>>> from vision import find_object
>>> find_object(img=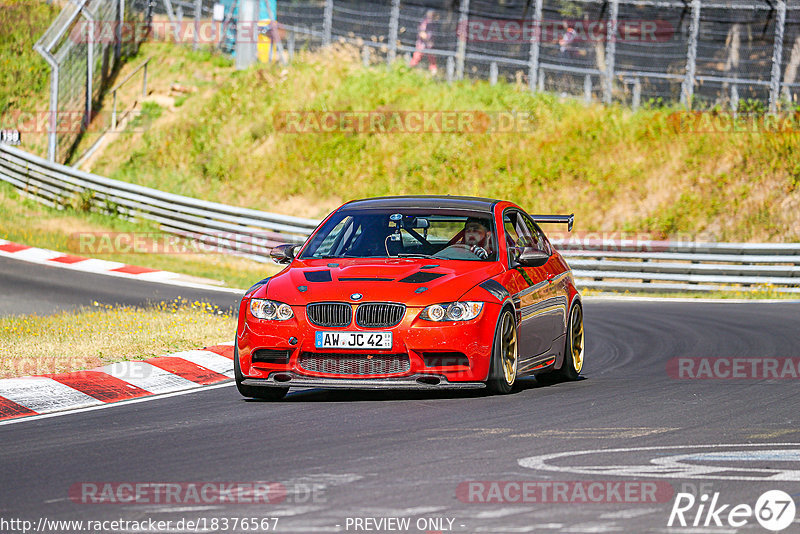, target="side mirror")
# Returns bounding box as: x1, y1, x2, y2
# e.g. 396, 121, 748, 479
518, 247, 550, 267
270, 244, 298, 264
